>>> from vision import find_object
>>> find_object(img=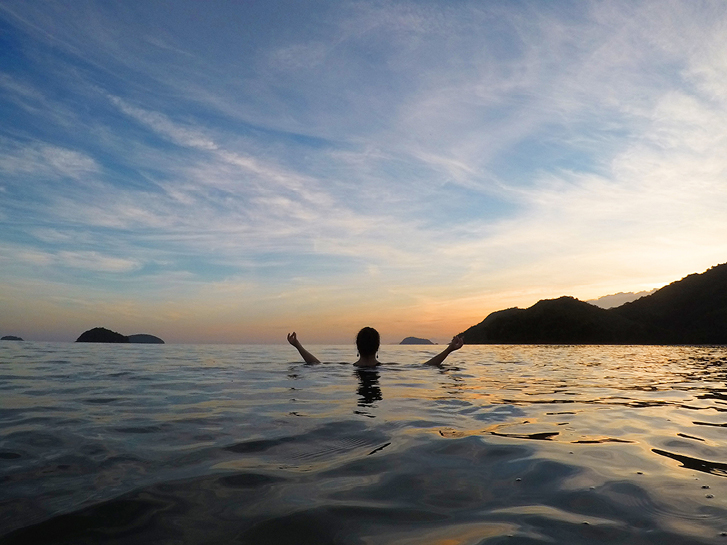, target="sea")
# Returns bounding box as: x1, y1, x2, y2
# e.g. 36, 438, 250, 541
1, 342, 726, 544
